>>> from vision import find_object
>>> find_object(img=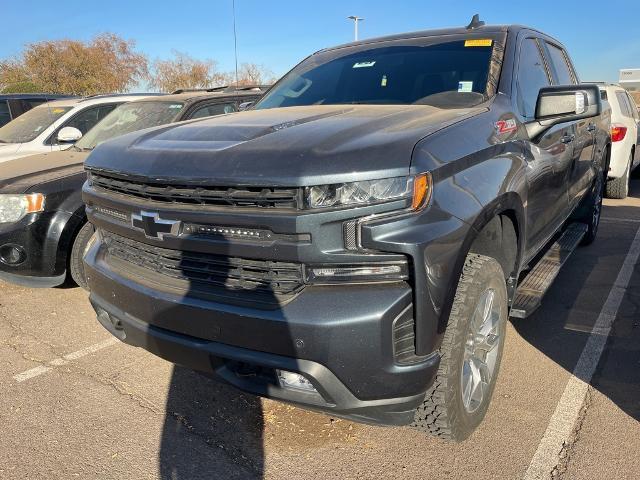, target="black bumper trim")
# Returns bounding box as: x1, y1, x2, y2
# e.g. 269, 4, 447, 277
90, 293, 433, 426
